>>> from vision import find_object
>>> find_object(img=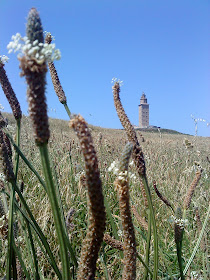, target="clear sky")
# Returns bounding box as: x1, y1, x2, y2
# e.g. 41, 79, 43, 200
0, 0, 209, 136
